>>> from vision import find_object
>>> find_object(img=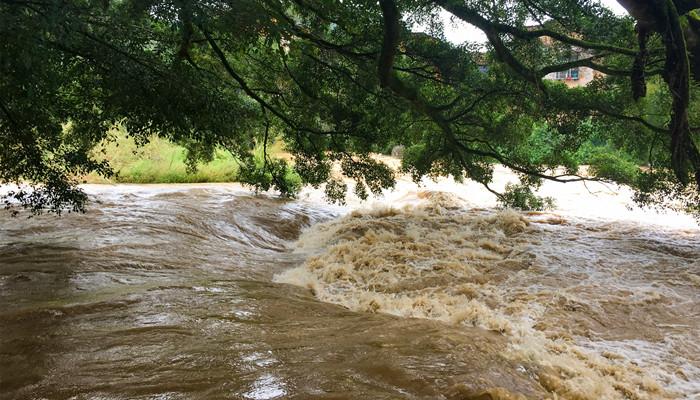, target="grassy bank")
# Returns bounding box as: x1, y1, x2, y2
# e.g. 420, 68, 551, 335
83, 130, 286, 184
84, 133, 238, 183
